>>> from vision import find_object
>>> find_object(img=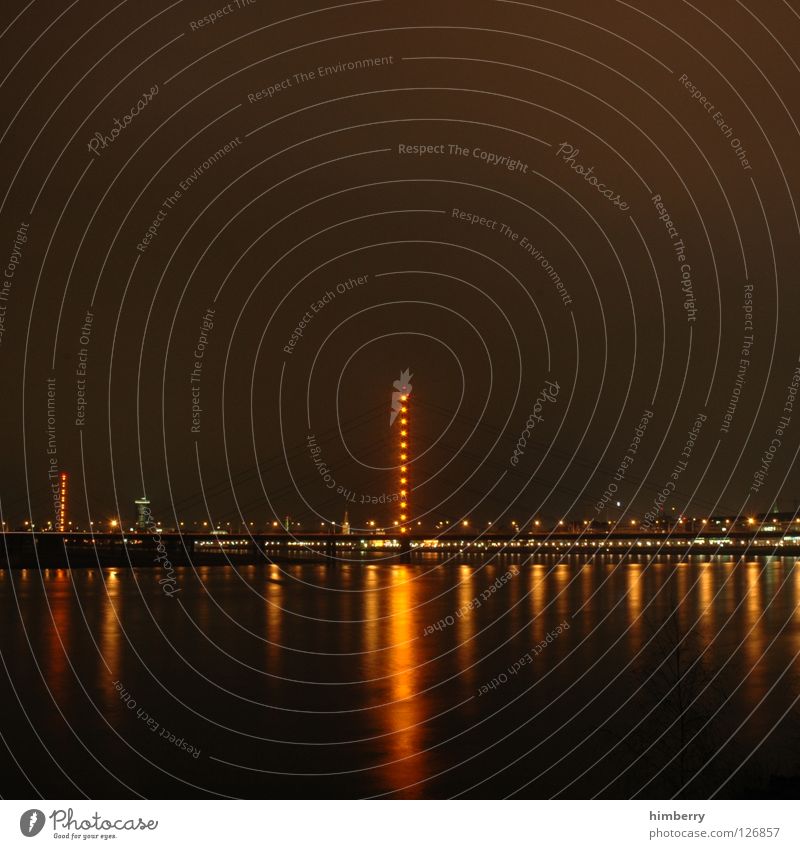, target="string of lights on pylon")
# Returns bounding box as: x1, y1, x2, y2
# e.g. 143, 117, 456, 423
398, 393, 410, 532
58, 472, 68, 532
390, 369, 413, 533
